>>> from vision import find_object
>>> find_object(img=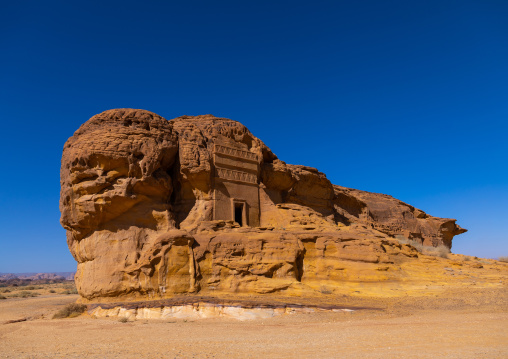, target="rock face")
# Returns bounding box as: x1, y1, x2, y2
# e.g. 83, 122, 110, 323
333, 186, 466, 248
60, 109, 466, 302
